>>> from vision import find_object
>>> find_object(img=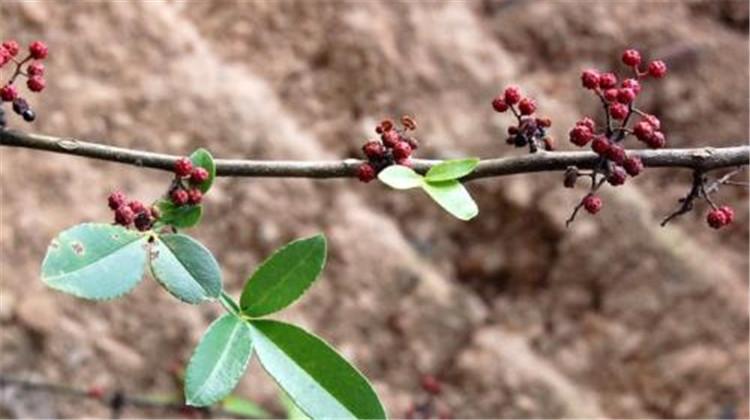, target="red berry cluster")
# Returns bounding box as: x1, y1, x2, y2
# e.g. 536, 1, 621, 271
357, 116, 420, 183
0, 40, 49, 124
706, 206, 735, 229
169, 157, 208, 206
567, 48, 668, 218
492, 85, 554, 152
107, 191, 158, 231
